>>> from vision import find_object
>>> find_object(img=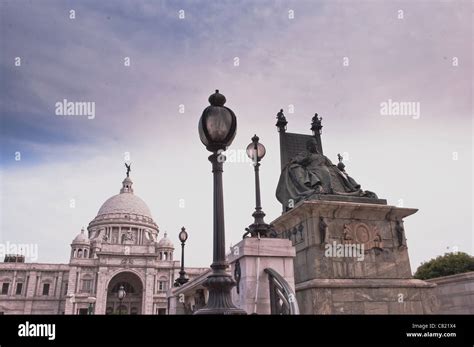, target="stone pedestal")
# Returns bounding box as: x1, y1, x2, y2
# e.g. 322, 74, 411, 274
228, 237, 296, 314
271, 200, 438, 314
